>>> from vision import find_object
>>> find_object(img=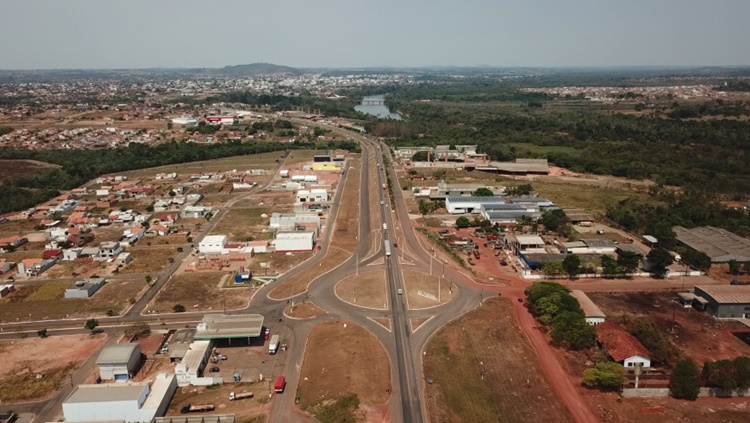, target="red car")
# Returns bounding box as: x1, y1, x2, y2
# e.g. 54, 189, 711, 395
264, 328, 270, 340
